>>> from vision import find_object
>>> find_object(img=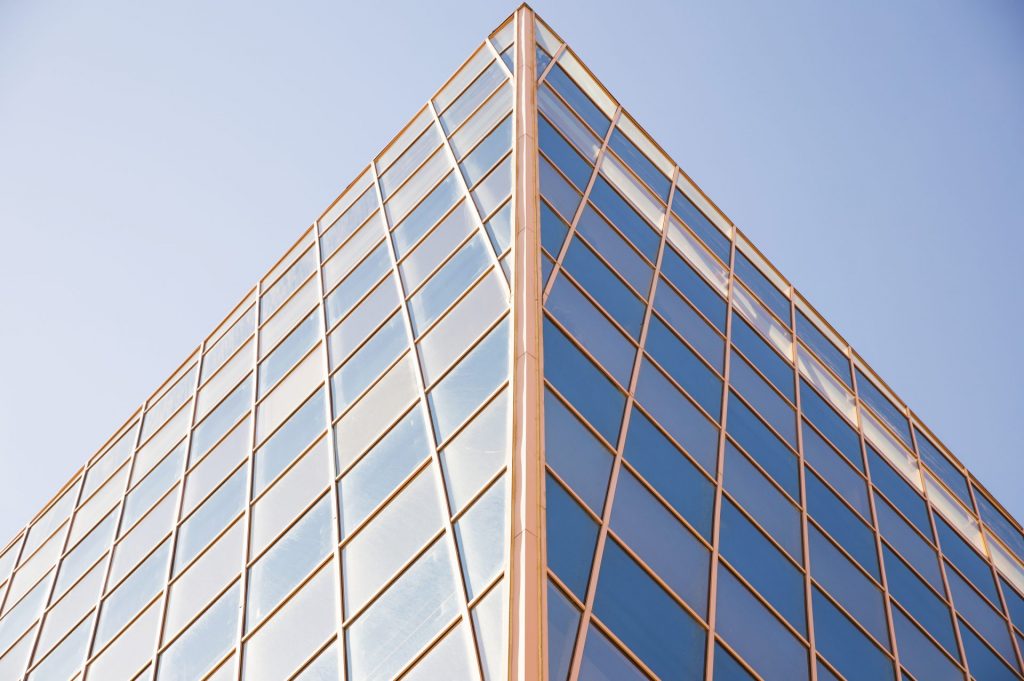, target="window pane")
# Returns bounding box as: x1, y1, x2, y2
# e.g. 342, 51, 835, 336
540, 115, 592, 191
670, 188, 731, 263
262, 248, 316, 322
254, 389, 325, 495
809, 524, 888, 645
256, 350, 321, 443
800, 378, 861, 469
379, 123, 442, 199
439, 61, 506, 134
891, 606, 962, 681
724, 441, 801, 560
609, 128, 670, 200
455, 477, 506, 600
440, 389, 509, 515
87, 598, 160, 681
27, 612, 91, 681
250, 436, 330, 556
539, 155, 582, 223
346, 539, 461, 681
260, 276, 318, 357
175, 466, 246, 573
562, 238, 644, 338
545, 64, 609, 137
342, 467, 444, 616
855, 369, 911, 446
191, 377, 252, 463
812, 587, 894, 681
392, 173, 463, 259
538, 84, 600, 161
450, 81, 513, 160
55, 510, 117, 595
803, 422, 869, 520
548, 582, 580, 681
576, 206, 653, 297
654, 281, 724, 372
259, 311, 319, 397
409, 237, 491, 337
727, 396, 798, 499
334, 355, 419, 468
735, 251, 789, 323
95, 540, 170, 648
324, 243, 392, 328
247, 496, 332, 630
37, 559, 104, 656
795, 310, 850, 387
594, 539, 705, 680
157, 583, 240, 681
635, 361, 719, 474
729, 353, 795, 446
545, 389, 613, 514
183, 416, 249, 515
577, 623, 649, 681
546, 475, 598, 600
110, 488, 178, 585
331, 314, 407, 415
328, 275, 401, 370
646, 317, 722, 417
806, 471, 877, 579
462, 115, 512, 188
882, 544, 957, 656
661, 246, 726, 332
473, 153, 510, 220
401, 201, 475, 293
123, 442, 185, 529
